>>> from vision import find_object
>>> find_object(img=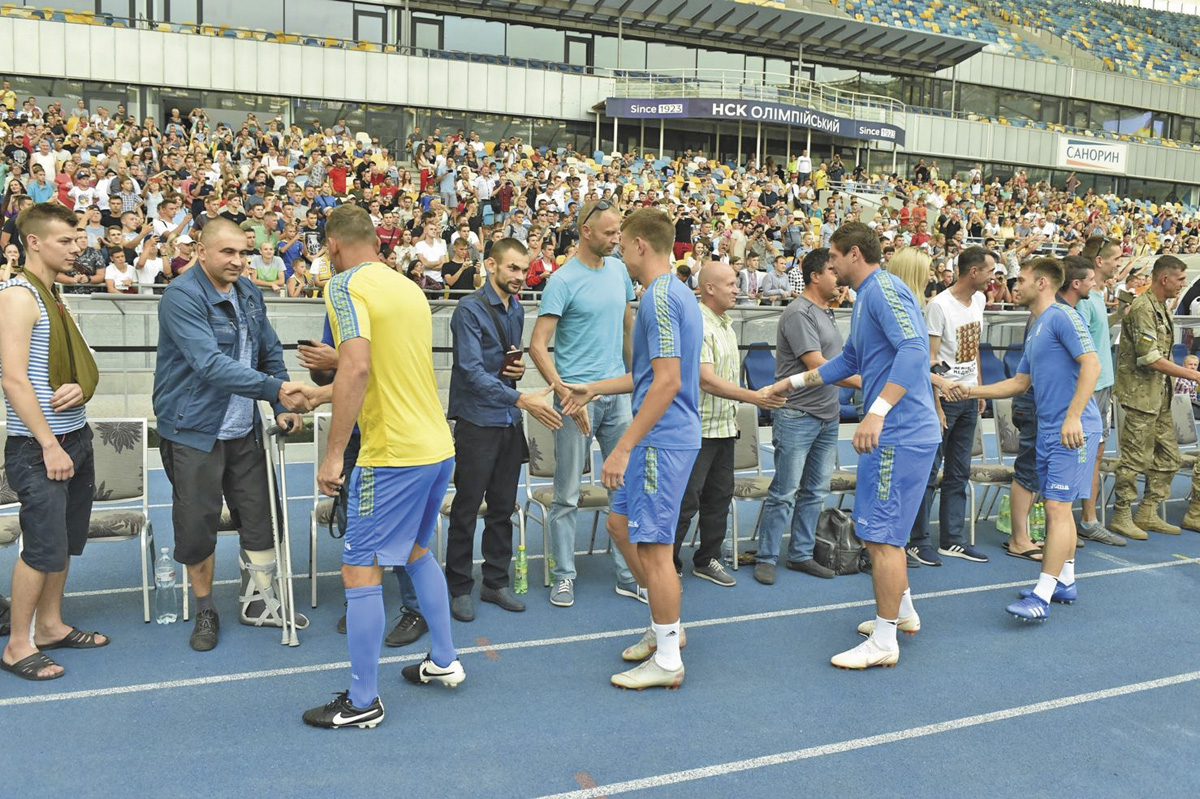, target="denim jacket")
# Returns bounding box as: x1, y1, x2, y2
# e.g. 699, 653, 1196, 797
153, 266, 289, 452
